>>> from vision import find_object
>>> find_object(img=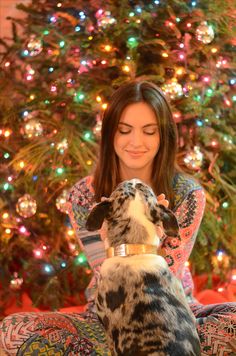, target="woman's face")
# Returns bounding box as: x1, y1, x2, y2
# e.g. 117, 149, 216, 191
114, 102, 160, 179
